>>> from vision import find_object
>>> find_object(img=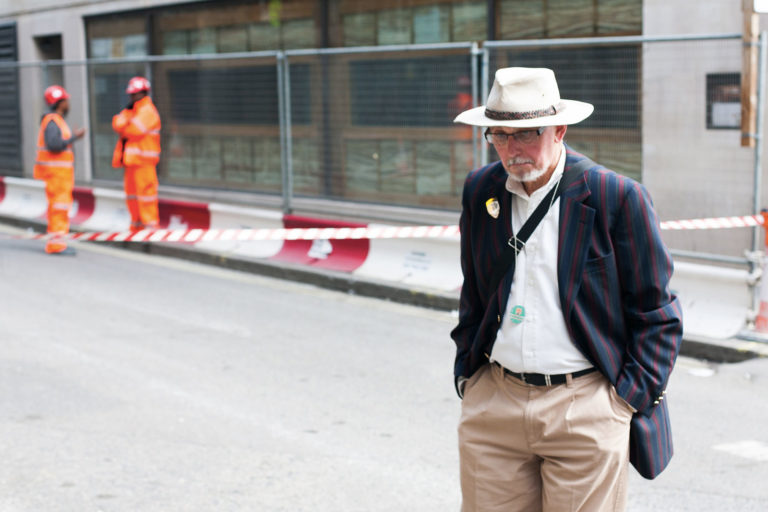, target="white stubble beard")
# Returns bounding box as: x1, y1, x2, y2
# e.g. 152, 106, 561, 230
504, 158, 548, 183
